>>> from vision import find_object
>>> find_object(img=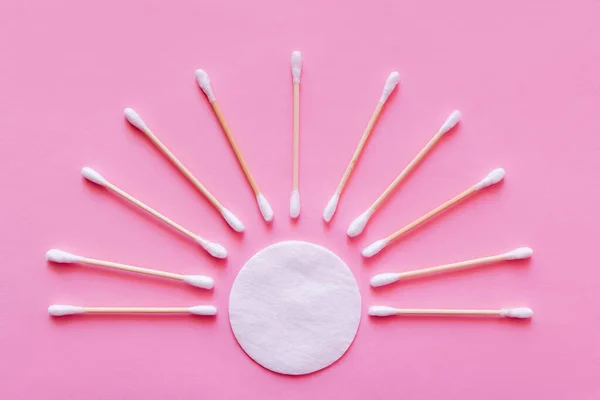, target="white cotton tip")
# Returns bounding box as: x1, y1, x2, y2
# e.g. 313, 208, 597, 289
347, 208, 374, 237
291, 50, 302, 83
220, 208, 245, 232
323, 193, 340, 222
438, 110, 462, 135
379, 71, 400, 104
370, 273, 402, 287
196, 238, 228, 259
81, 167, 108, 186
195, 69, 216, 102
503, 247, 533, 260
45, 249, 82, 264
182, 275, 215, 290
362, 239, 389, 258
473, 168, 506, 190
124, 108, 150, 133
368, 306, 399, 317
500, 307, 533, 319
256, 193, 274, 222
290, 189, 300, 219
188, 305, 217, 316
48, 305, 85, 316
